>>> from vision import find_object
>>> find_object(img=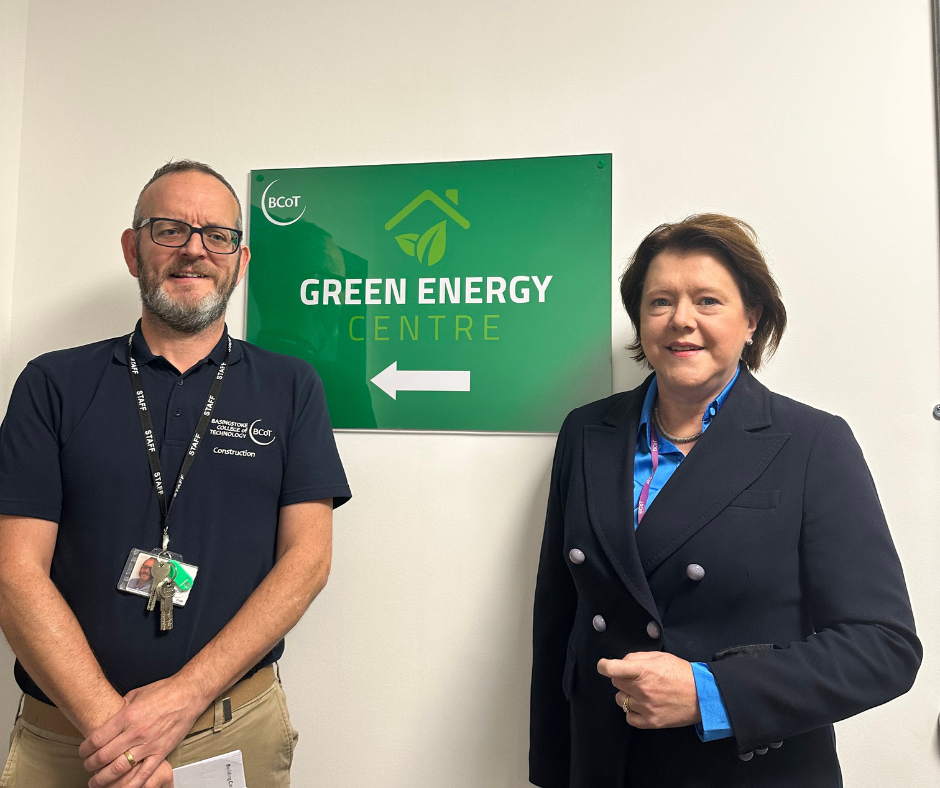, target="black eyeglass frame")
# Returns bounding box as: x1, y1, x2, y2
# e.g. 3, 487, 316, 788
136, 217, 244, 255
